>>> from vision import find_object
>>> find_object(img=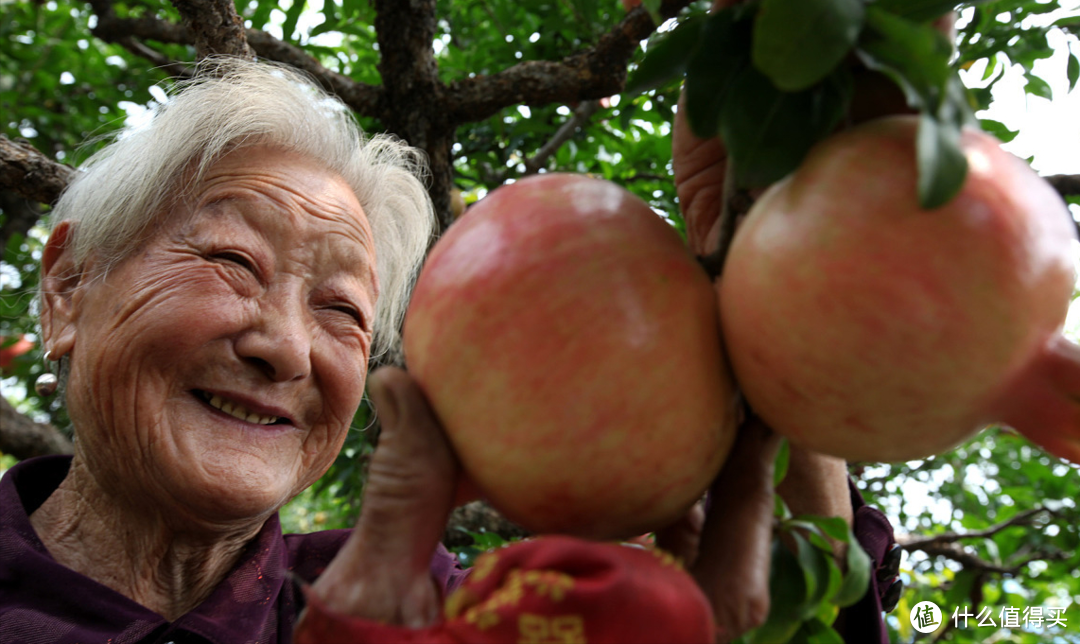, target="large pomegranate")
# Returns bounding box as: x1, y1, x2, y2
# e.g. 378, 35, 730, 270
719, 115, 1080, 463
403, 173, 738, 539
